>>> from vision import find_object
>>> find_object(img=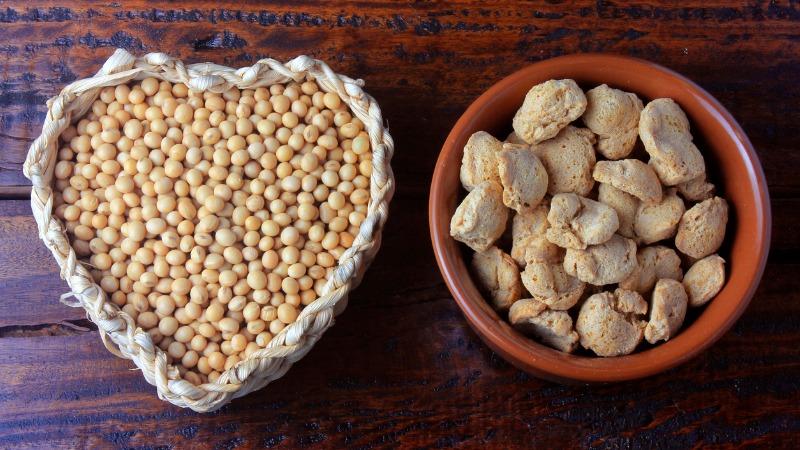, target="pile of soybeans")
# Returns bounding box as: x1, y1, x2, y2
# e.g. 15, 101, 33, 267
52, 77, 372, 384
